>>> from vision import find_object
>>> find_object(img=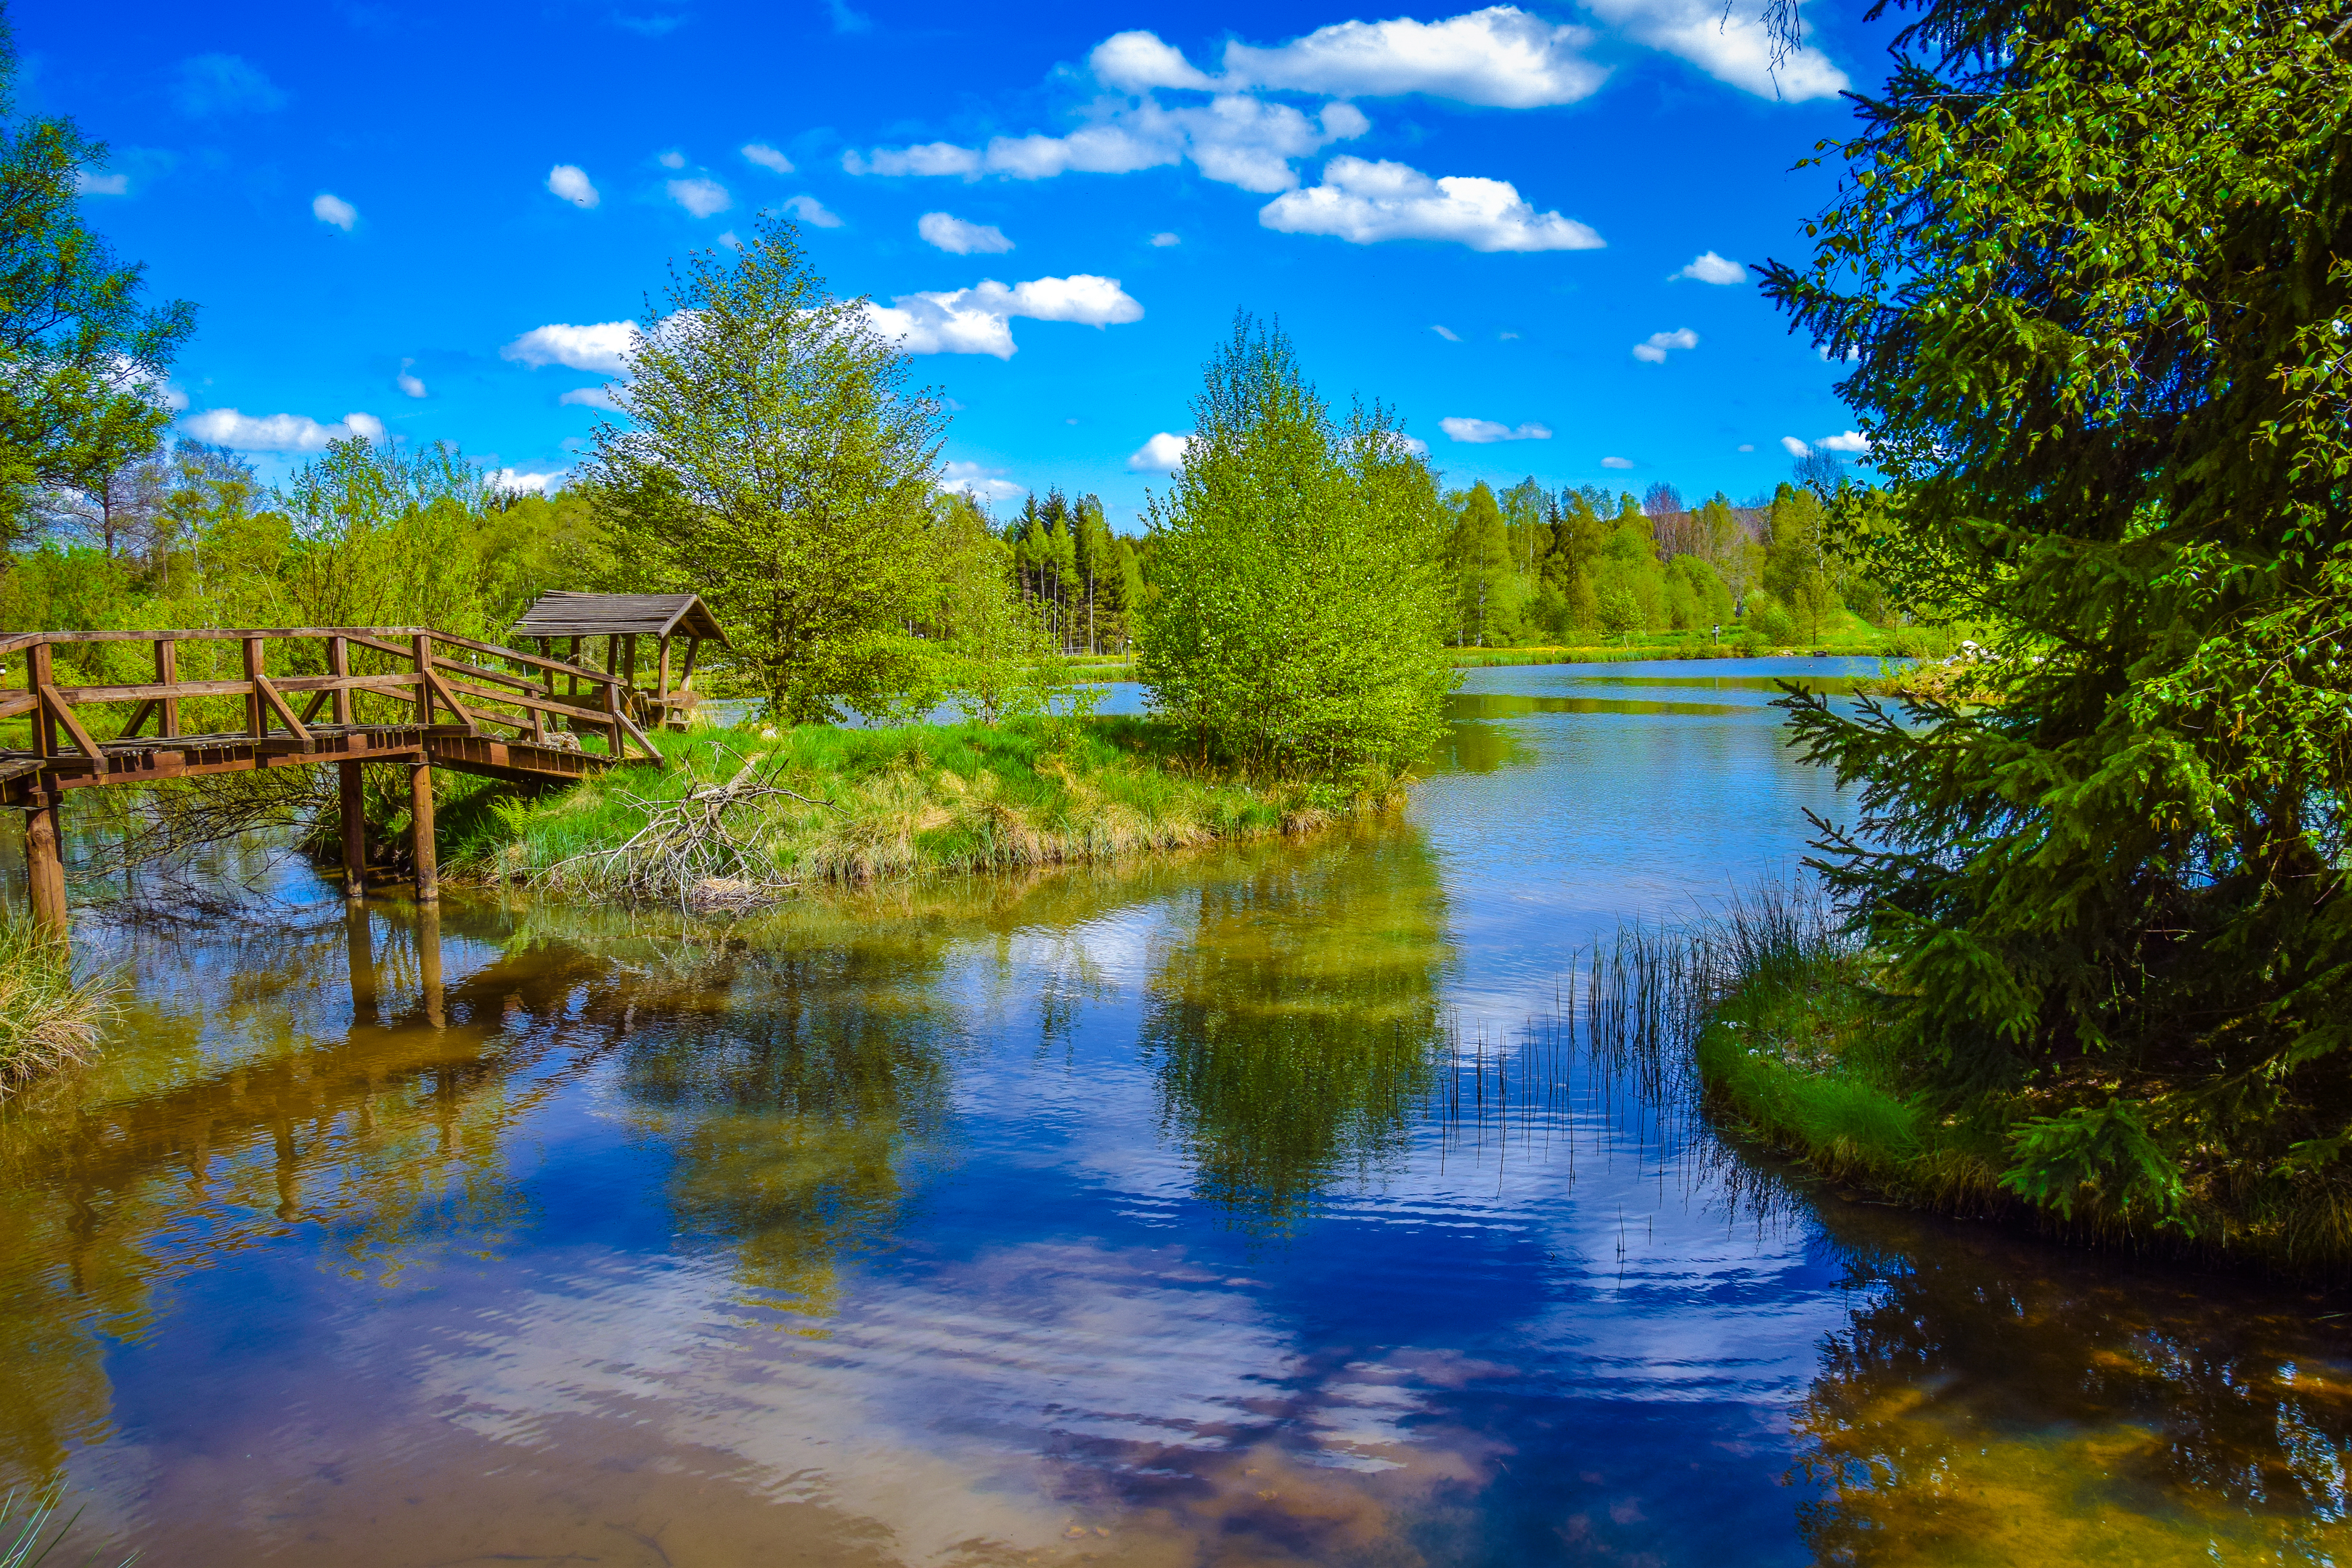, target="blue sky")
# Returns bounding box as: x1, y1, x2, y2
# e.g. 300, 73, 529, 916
33, 0, 1887, 528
